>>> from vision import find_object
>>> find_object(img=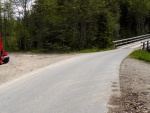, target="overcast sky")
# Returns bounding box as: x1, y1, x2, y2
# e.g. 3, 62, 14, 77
1, 0, 35, 10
